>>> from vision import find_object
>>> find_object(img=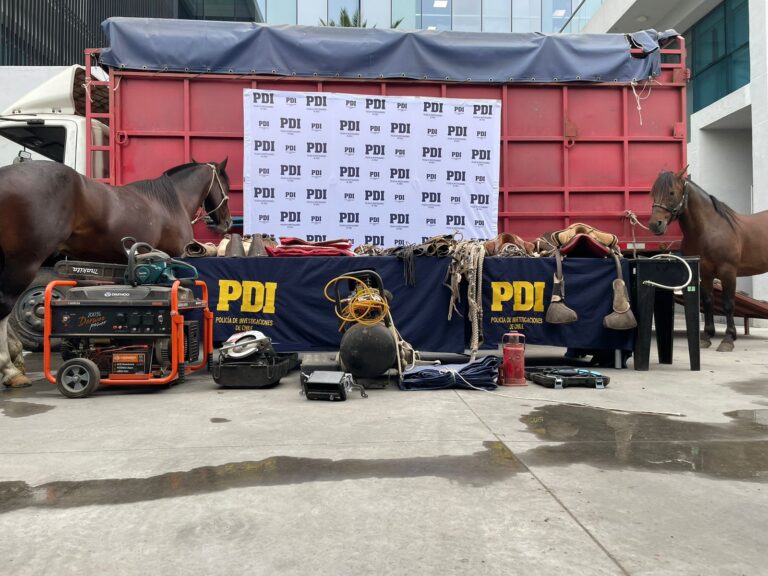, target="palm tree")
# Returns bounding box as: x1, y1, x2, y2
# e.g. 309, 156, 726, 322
320, 7, 404, 28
